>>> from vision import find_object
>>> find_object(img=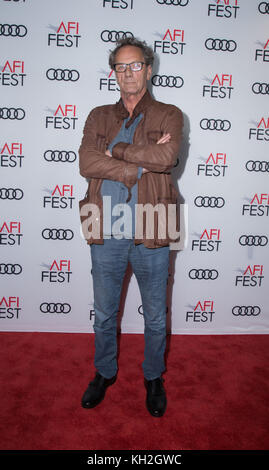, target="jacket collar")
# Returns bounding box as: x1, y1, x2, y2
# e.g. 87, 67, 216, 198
115, 89, 153, 126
